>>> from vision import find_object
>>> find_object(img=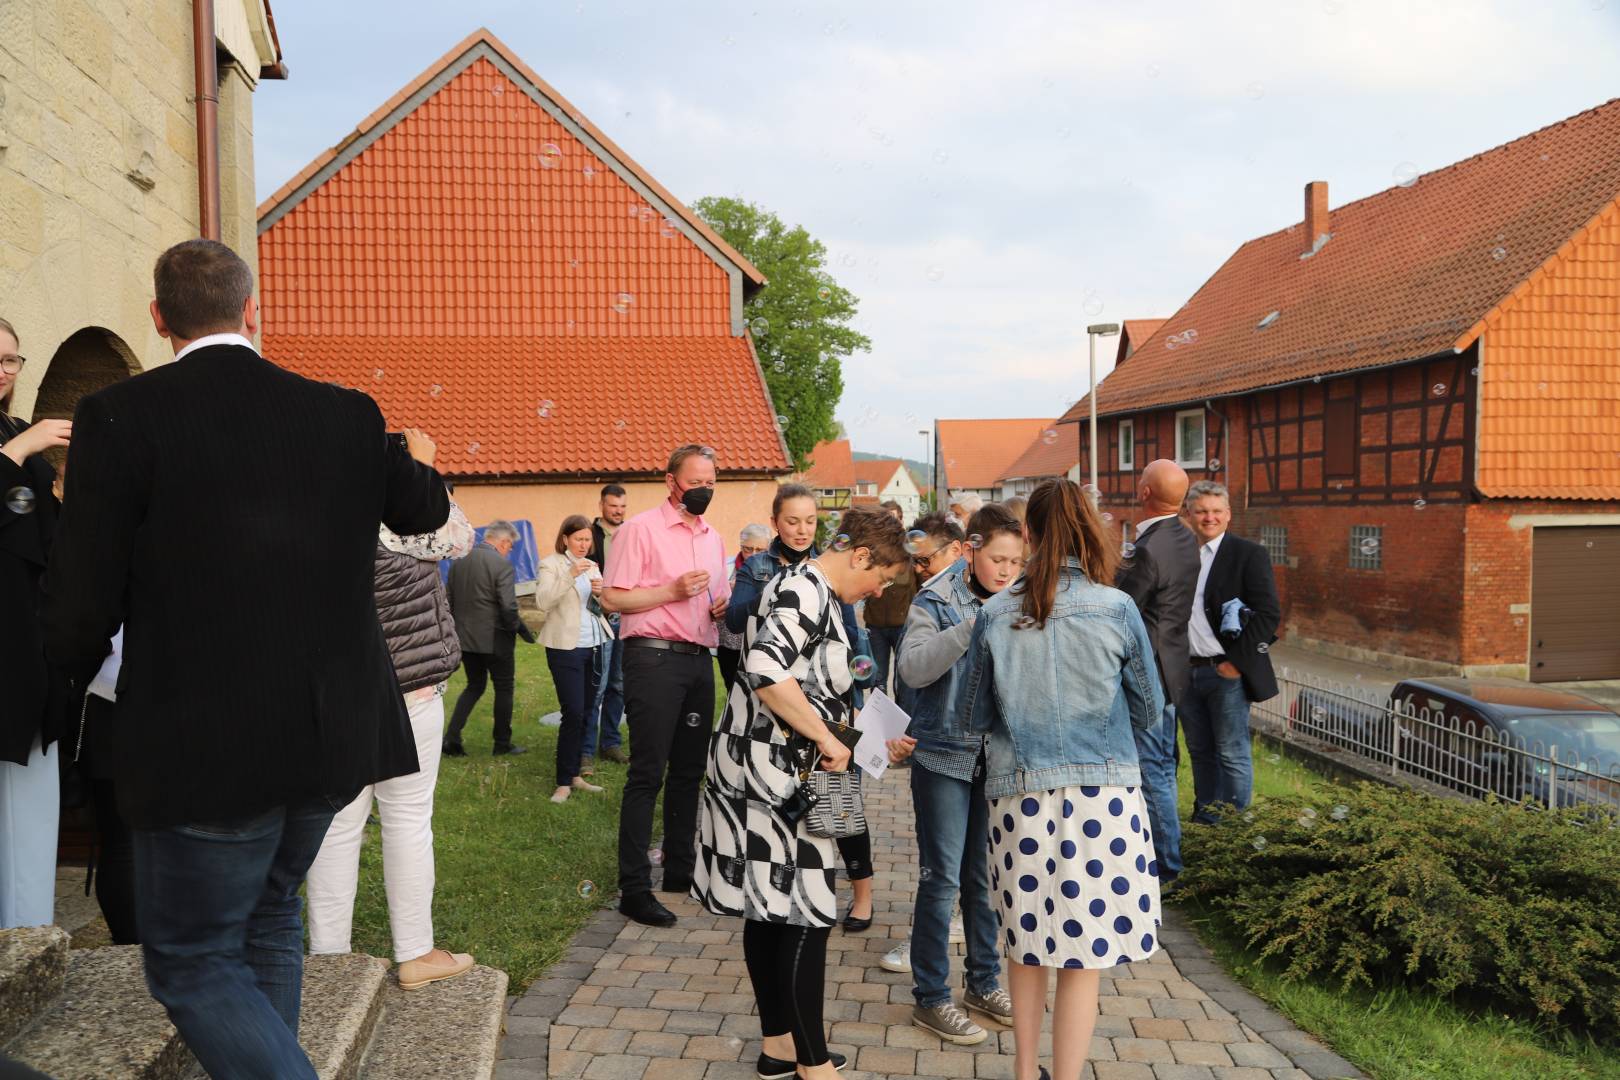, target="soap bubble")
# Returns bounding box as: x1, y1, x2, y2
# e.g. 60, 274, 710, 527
468, 441, 481, 455
637, 207, 657, 224
660, 216, 679, 239
649, 848, 664, 866
537, 399, 555, 419
1359, 536, 1380, 556
1041, 428, 1059, 445
1245, 80, 1266, 100
1330, 804, 1350, 821
372, 368, 385, 382
1300, 807, 1317, 820
1251, 837, 1268, 852
925, 265, 945, 282
904, 529, 928, 555
1257, 642, 1269, 653
1081, 483, 1100, 503
1311, 705, 1325, 723
1102, 512, 1113, 523
831, 533, 852, 552
1266, 754, 1281, 765
1012, 615, 1038, 630
1242, 811, 1255, 823
684, 712, 703, 729
850, 655, 876, 682
773, 359, 786, 373
750, 317, 770, 336
538, 143, 563, 168
612, 291, 635, 314
1121, 542, 1136, 558
1208, 458, 1221, 470
966, 533, 984, 549
1413, 498, 1427, 510
1393, 162, 1419, 188
613, 419, 627, 432
817, 285, 832, 302
429, 384, 443, 398
1297, 814, 1315, 829
5, 487, 36, 515
1491, 246, 1507, 261
775, 415, 788, 430
578, 880, 595, 898
1432, 383, 1447, 397
582, 164, 596, 181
